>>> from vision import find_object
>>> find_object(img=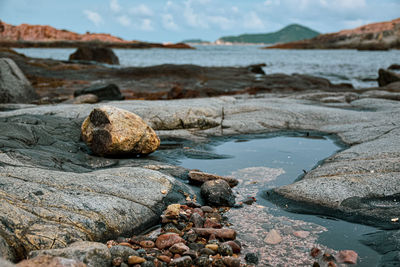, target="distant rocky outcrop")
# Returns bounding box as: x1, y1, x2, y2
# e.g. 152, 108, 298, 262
217, 24, 320, 44
69, 47, 120, 65
0, 20, 193, 49
265, 18, 400, 50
